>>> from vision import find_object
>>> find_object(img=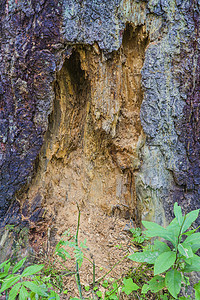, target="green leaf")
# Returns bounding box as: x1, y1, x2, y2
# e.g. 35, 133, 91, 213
0, 259, 10, 270
182, 275, 190, 286
183, 232, 200, 252
8, 282, 22, 300
0, 276, 21, 293
141, 284, 150, 294
0, 262, 11, 279
12, 257, 27, 274
153, 240, 171, 253
184, 255, 200, 272
161, 295, 170, 300
21, 264, 44, 277
130, 227, 142, 236
84, 286, 90, 291
174, 202, 183, 226
4, 262, 11, 274
142, 221, 176, 245
96, 290, 102, 297
166, 219, 180, 246
154, 251, 176, 275
148, 275, 165, 293
178, 244, 193, 259
80, 239, 87, 249
57, 248, 71, 260
102, 280, 109, 288
121, 278, 139, 295
19, 286, 29, 300
49, 290, 60, 300
183, 227, 199, 236
194, 281, 200, 300
182, 209, 199, 233
74, 247, 83, 267
129, 250, 159, 264
133, 236, 145, 244
56, 252, 66, 261
165, 269, 182, 298
23, 281, 48, 296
